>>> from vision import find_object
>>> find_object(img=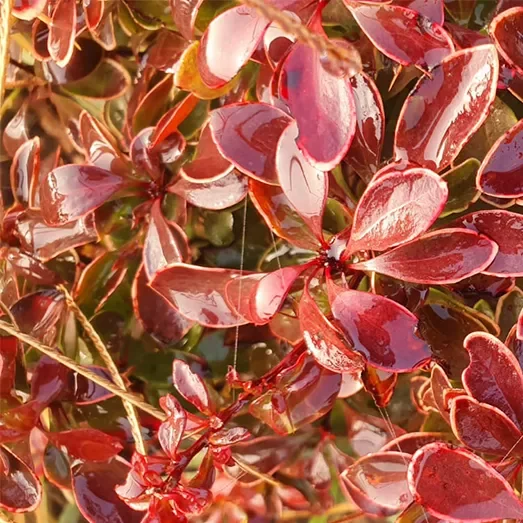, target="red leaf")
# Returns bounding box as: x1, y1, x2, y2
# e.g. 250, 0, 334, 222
430, 364, 453, 421
340, 452, 413, 517
209, 103, 293, 185
346, 73, 385, 182
518, 309, 523, 341
348, 4, 453, 69
351, 229, 498, 284
300, 284, 365, 375
276, 121, 328, 243
48, 429, 124, 462
345, 169, 448, 254
380, 432, 455, 454
463, 332, 523, 430
143, 200, 189, 279
198, 6, 269, 88
279, 26, 358, 170
3, 248, 59, 285
169, 170, 248, 210
12, 0, 46, 20
132, 266, 194, 345
0, 336, 17, 398
395, 44, 499, 172
48, 0, 77, 67
40, 165, 129, 225
83, 0, 103, 29
477, 119, 523, 198
2, 102, 29, 158
180, 122, 233, 183
146, 30, 188, 73
327, 278, 431, 372
0, 447, 42, 513
158, 394, 187, 459
451, 210, 523, 277
30, 356, 69, 407
449, 395, 523, 457
73, 458, 145, 523
130, 128, 162, 182
170, 0, 204, 40
10, 137, 40, 207
249, 179, 321, 250
362, 366, 398, 407
408, 443, 523, 521
172, 360, 213, 415
150, 264, 248, 328
491, 7, 523, 76
209, 427, 251, 446
395, 0, 444, 23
